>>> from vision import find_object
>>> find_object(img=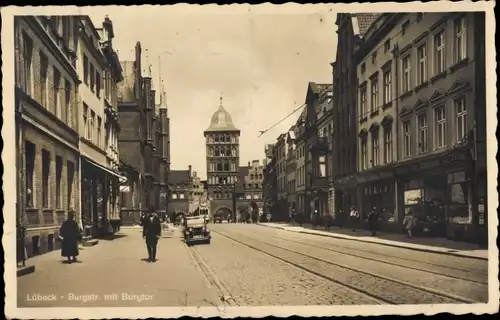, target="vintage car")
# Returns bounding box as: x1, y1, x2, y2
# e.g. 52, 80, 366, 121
183, 214, 211, 246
